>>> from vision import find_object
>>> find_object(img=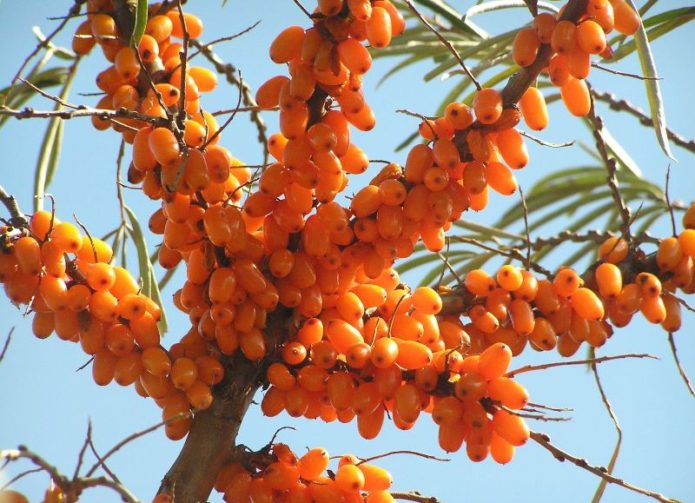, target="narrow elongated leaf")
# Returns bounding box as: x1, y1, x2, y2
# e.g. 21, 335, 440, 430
130, 0, 149, 47
453, 219, 525, 240
0, 66, 70, 127
34, 61, 79, 211
413, 0, 487, 38
125, 206, 168, 334
591, 121, 643, 177
628, 0, 675, 160
464, 0, 558, 18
